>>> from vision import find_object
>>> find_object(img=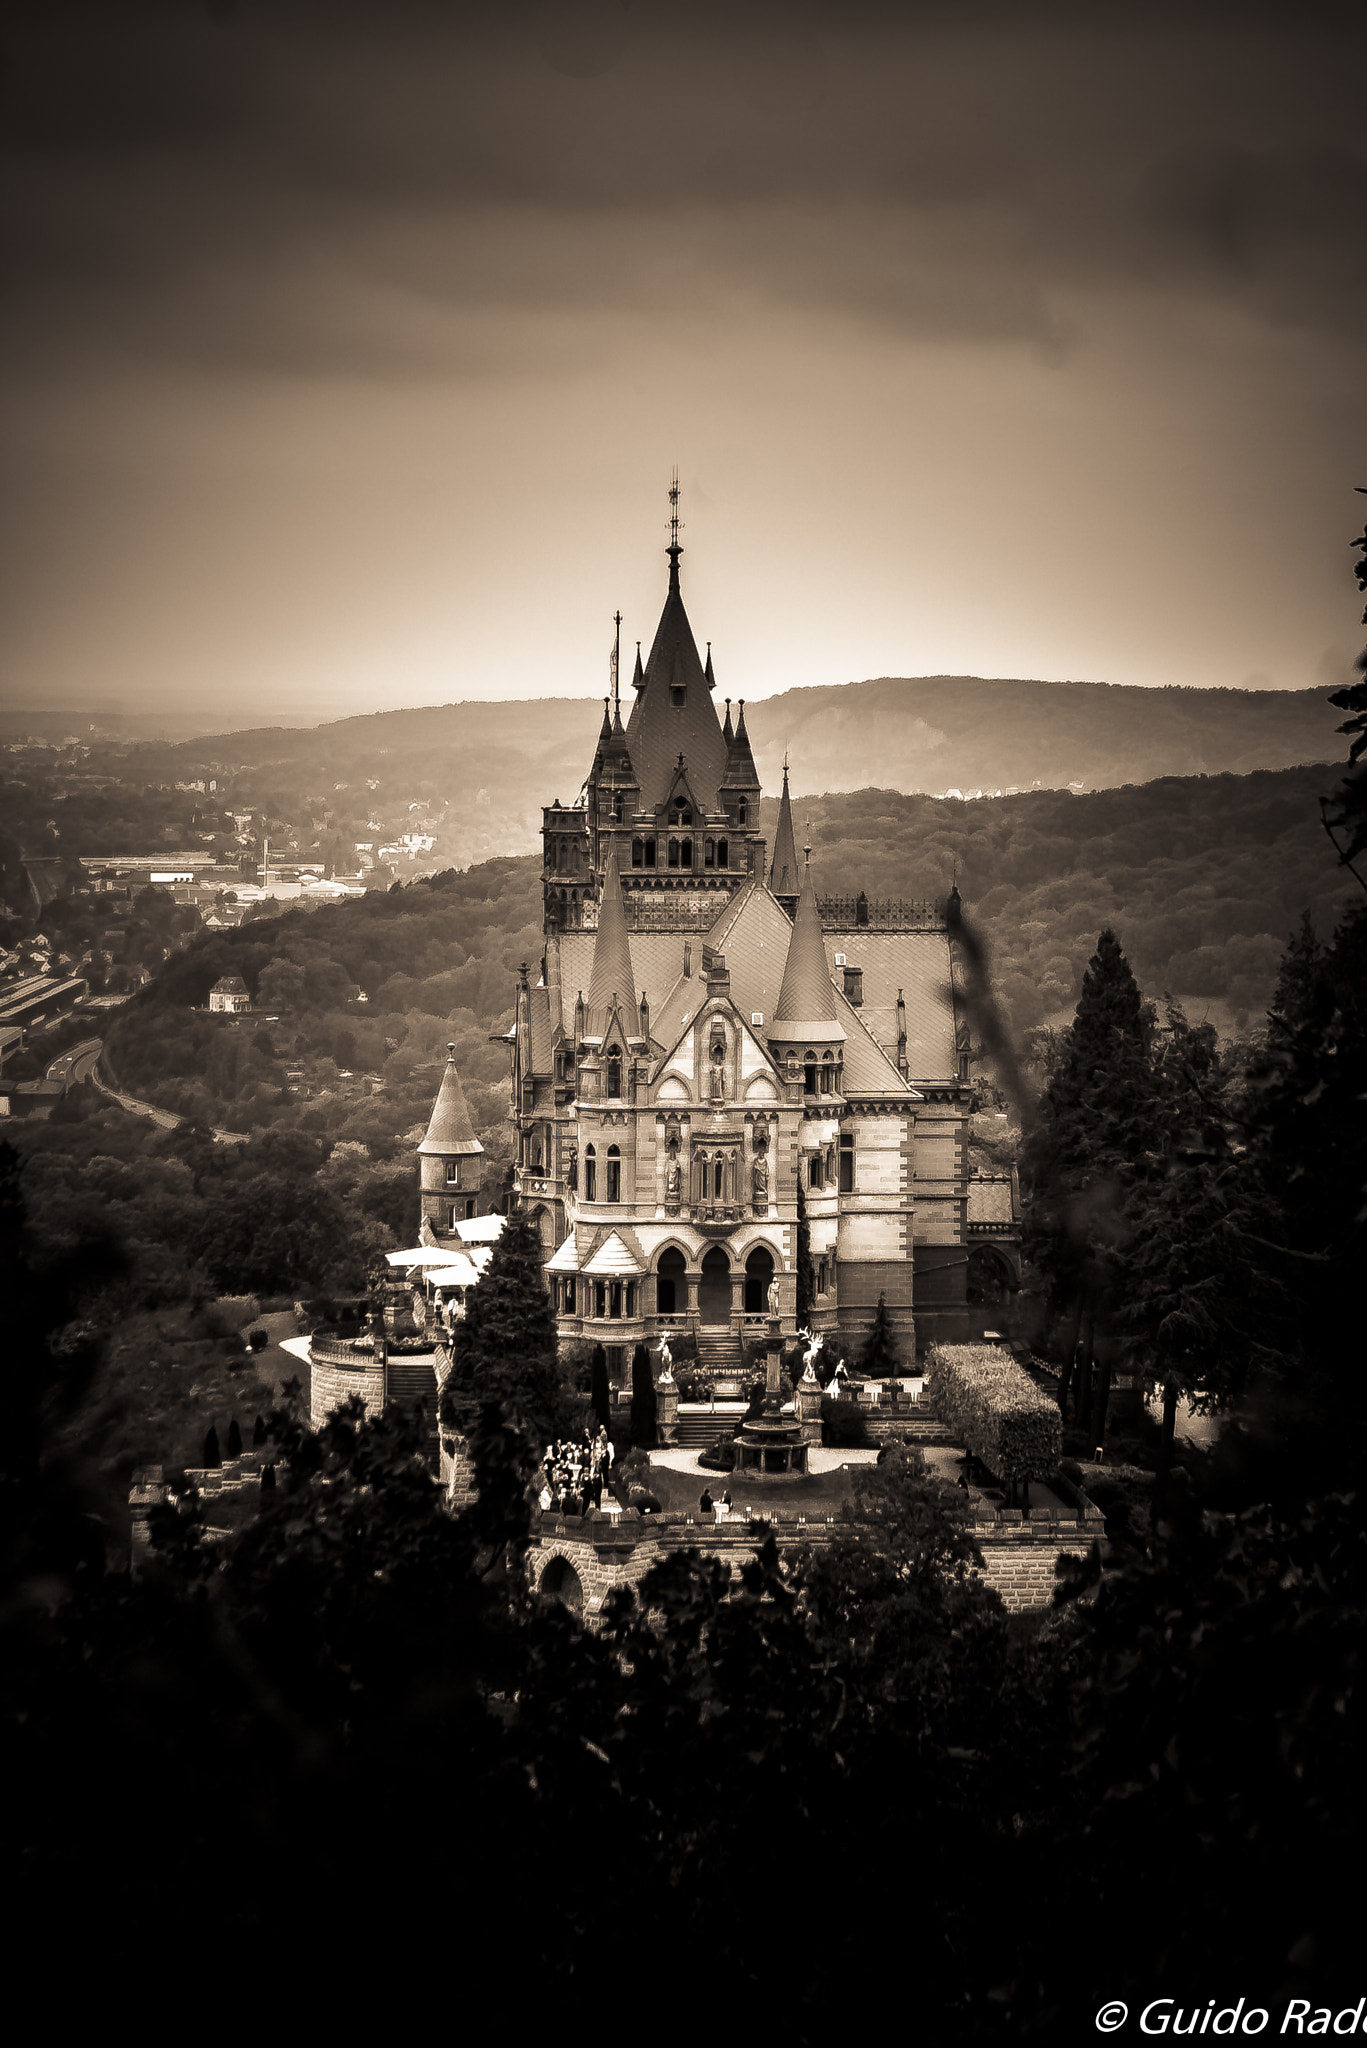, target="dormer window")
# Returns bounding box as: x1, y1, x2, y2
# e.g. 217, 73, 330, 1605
671, 688, 685, 707
607, 1054, 621, 1097
737, 800, 747, 826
